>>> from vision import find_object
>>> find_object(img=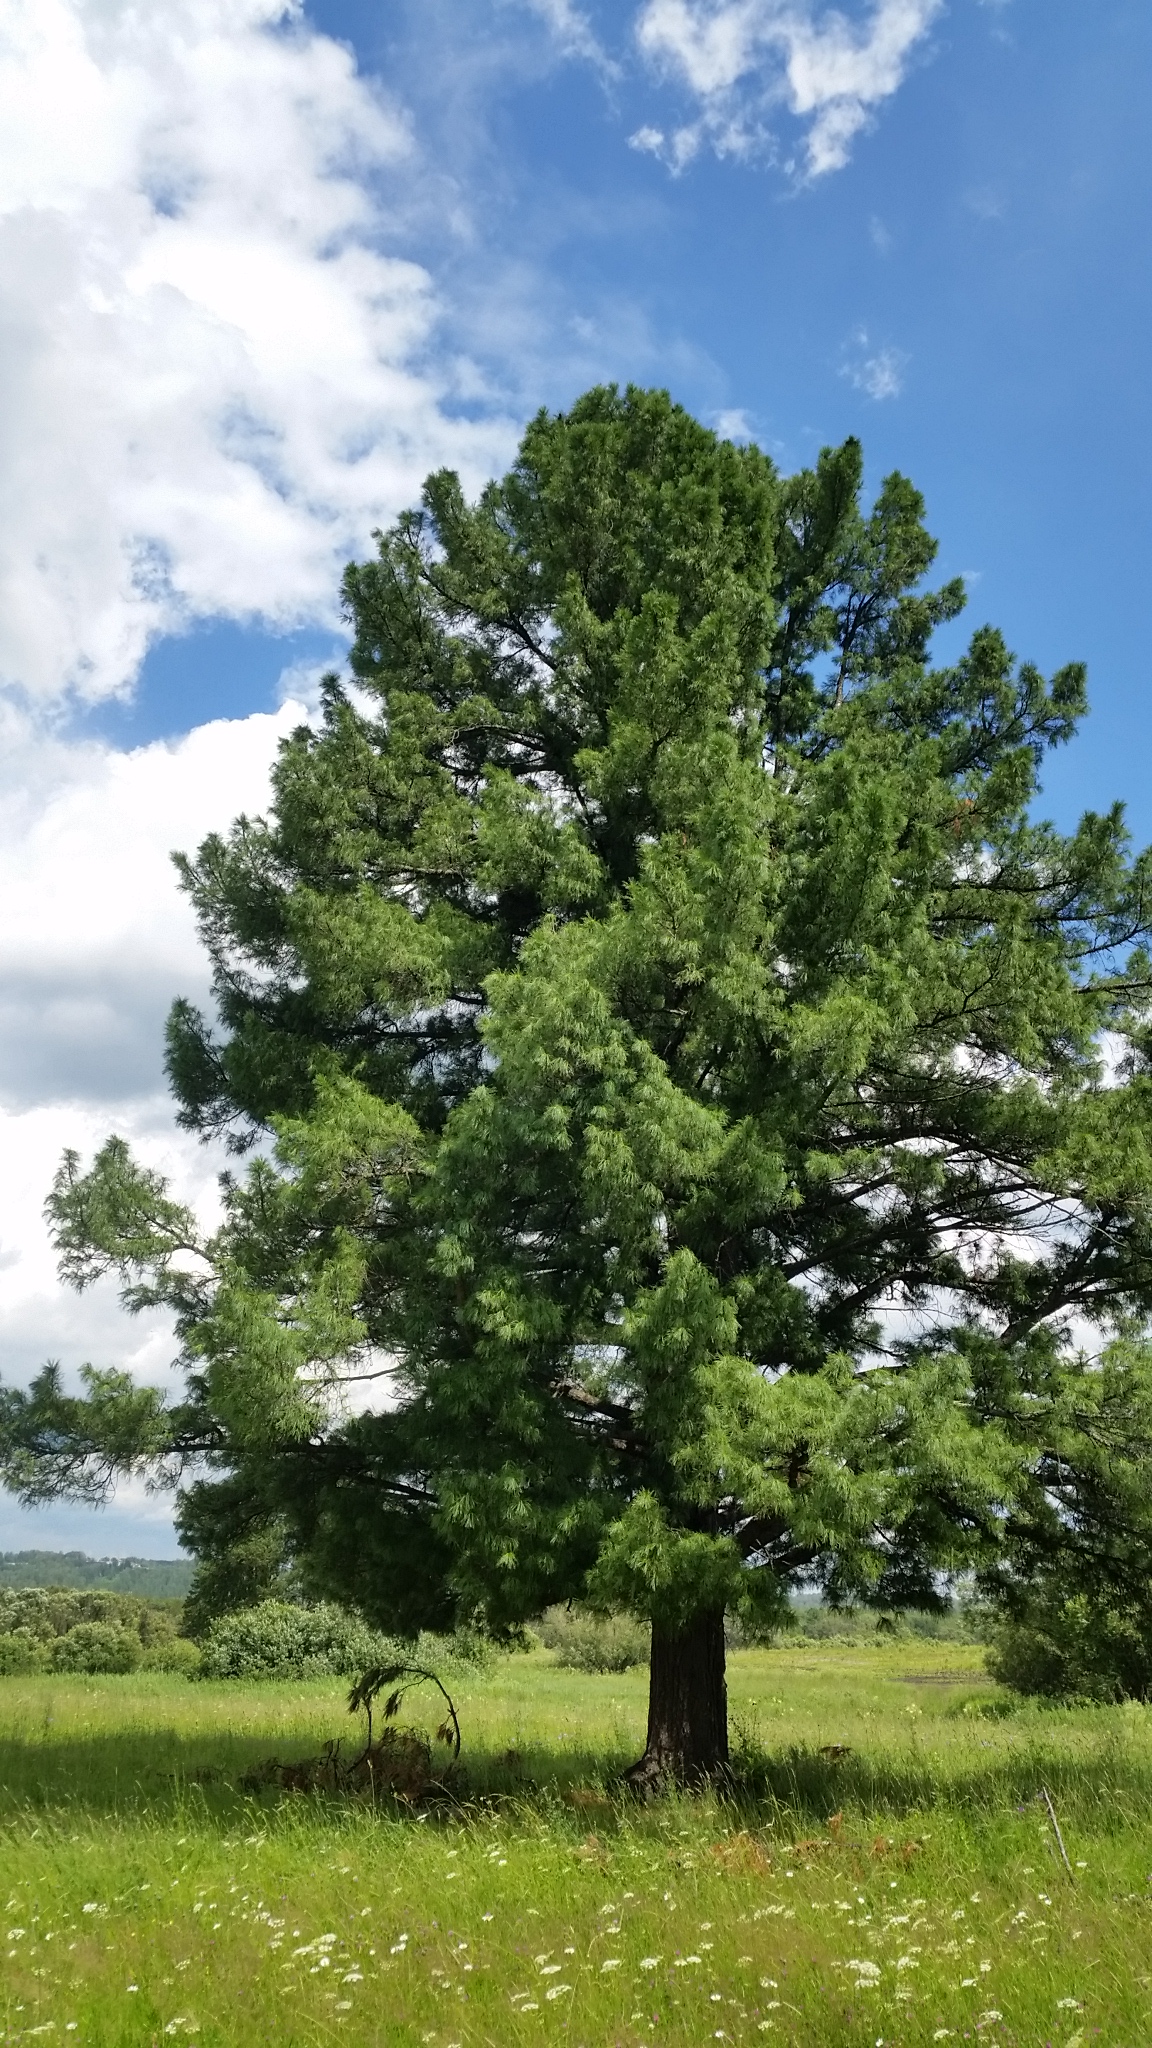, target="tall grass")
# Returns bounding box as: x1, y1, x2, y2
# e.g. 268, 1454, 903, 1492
0, 1640, 1148, 2046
